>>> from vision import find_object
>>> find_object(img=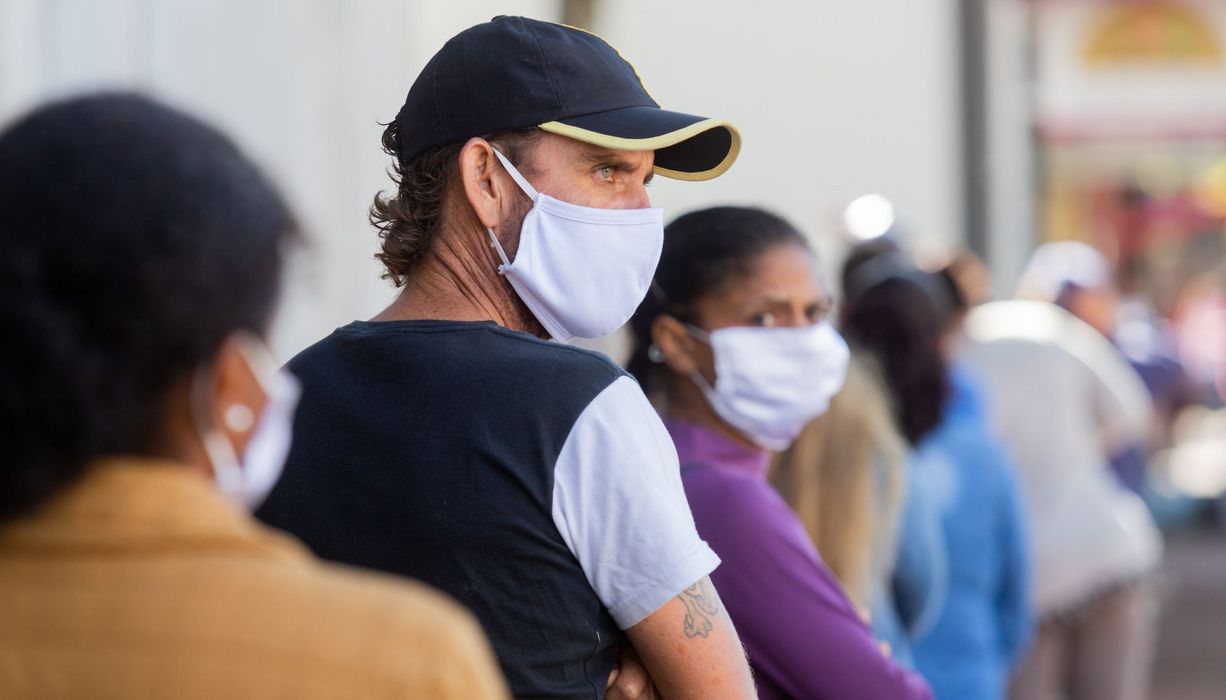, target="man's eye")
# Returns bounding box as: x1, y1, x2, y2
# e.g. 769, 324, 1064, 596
596, 166, 615, 180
